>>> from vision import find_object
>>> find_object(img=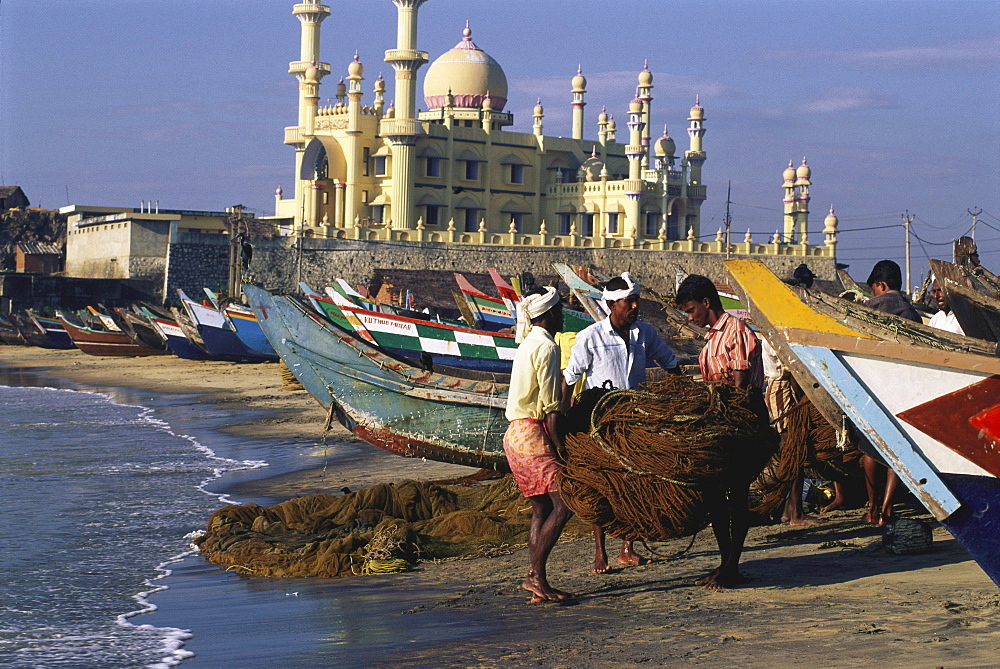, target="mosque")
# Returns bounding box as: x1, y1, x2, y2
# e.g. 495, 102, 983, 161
271, 0, 838, 257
